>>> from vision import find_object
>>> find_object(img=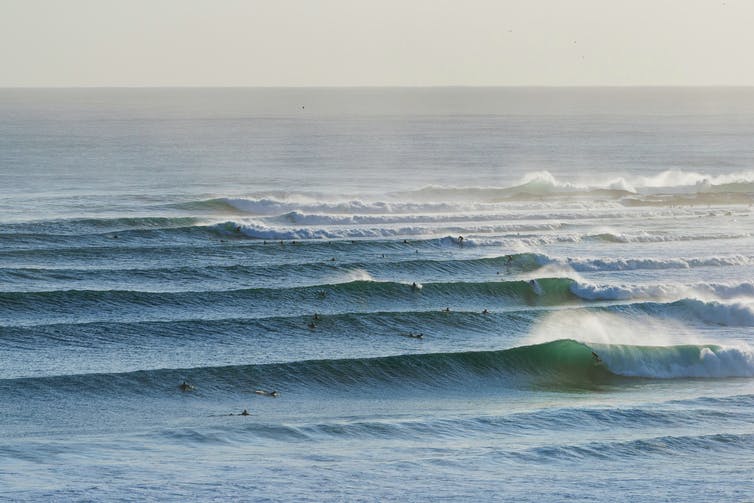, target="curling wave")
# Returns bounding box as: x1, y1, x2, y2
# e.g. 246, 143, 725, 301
3, 340, 752, 400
